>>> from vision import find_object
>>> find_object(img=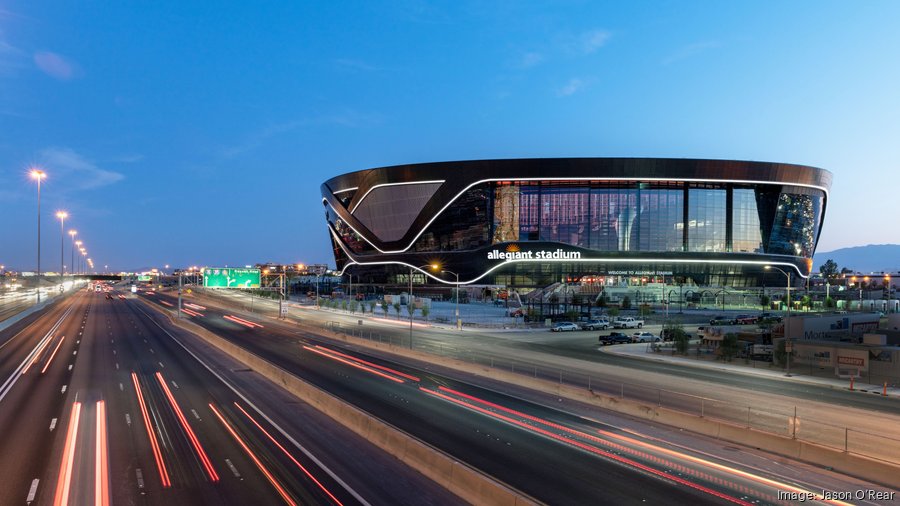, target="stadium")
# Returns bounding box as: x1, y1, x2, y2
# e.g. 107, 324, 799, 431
321, 158, 831, 295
